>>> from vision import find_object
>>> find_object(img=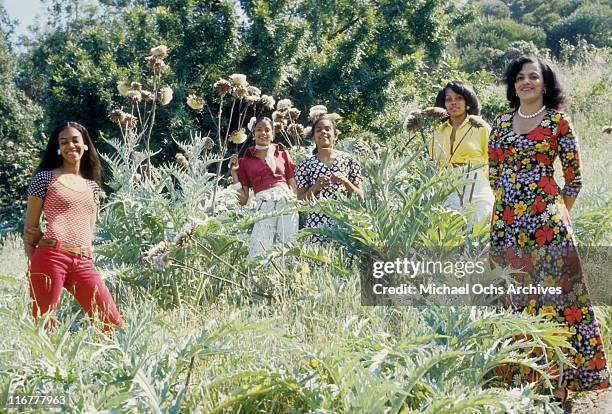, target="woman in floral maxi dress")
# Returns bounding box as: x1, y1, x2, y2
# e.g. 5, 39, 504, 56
489, 56, 609, 401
